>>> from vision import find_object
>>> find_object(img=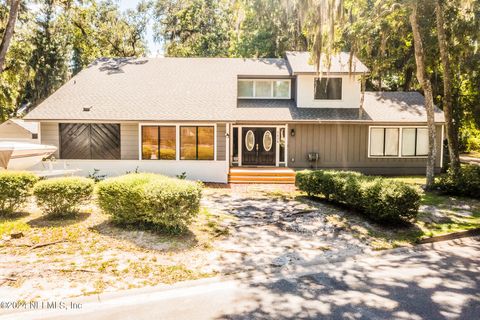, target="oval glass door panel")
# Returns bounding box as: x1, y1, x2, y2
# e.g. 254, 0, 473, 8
245, 130, 255, 151
263, 130, 273, 151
